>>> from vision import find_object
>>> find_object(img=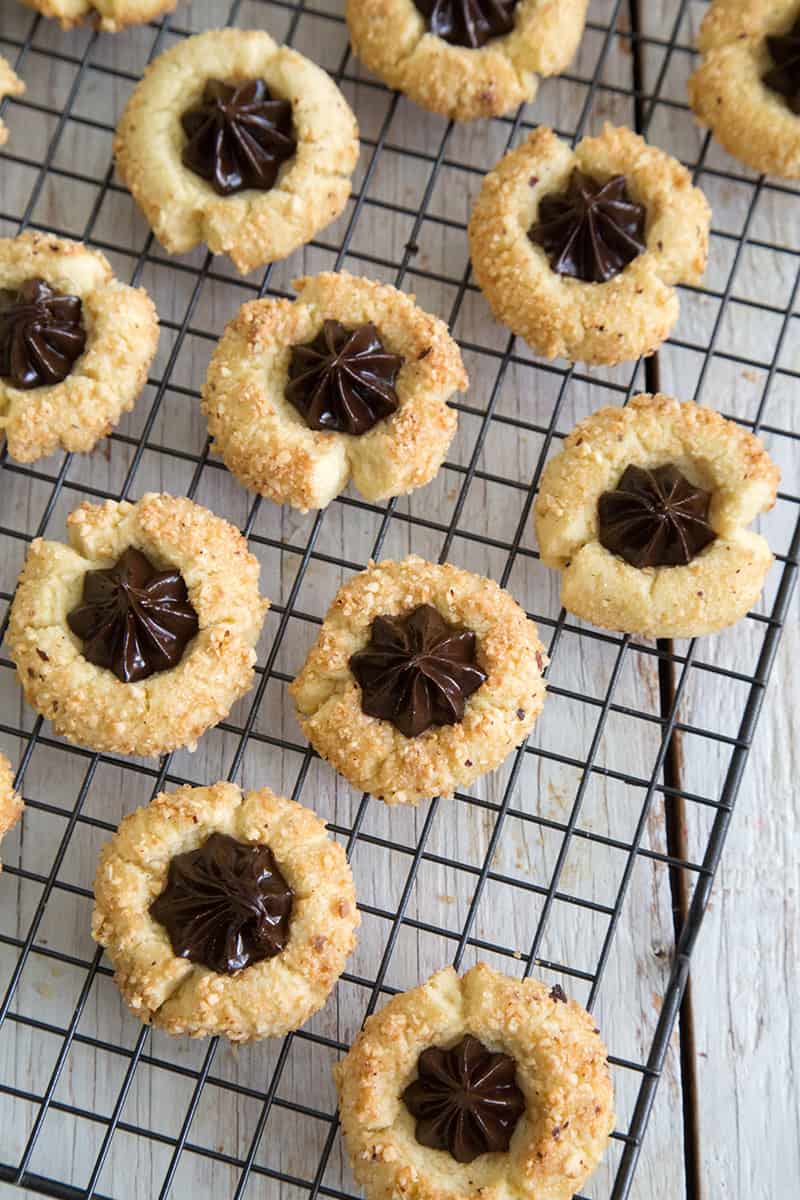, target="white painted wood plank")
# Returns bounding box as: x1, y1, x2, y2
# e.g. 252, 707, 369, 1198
10, 0, 794, 1197
639, 2, 799, 1197
684, 595, 800, 1200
